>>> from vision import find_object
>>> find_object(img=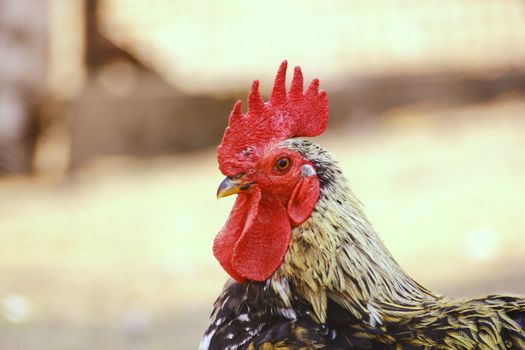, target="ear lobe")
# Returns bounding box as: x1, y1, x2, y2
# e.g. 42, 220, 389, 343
287, 176, 320, 227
